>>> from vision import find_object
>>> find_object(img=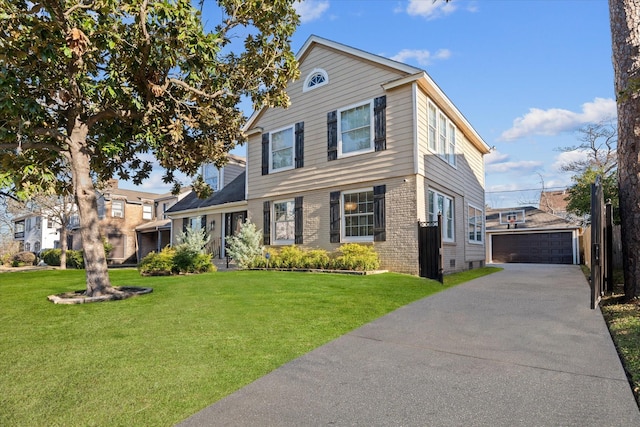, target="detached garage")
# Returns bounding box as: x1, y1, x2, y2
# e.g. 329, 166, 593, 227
486, 207, 581, 265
